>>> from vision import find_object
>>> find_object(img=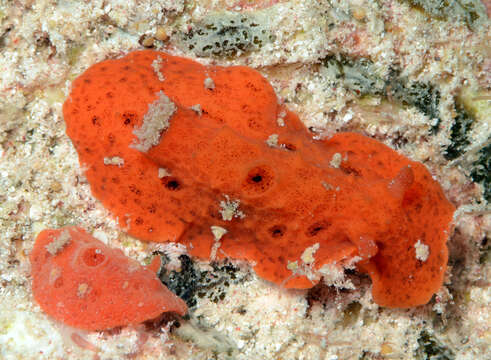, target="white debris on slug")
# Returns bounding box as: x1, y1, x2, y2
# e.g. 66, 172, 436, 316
158, 167, 171, 178
322, 181, 339, 193
211, 225, 228, 241
151, 55, 165, 82
321, 181, 333, 191
266, 134, 280, 148
103, 156, 124, 167
130, 91, 176, 153
219, 195, 245, 221
209, 238, 221, 261
414, 239, 430, 262
45, 229, 71, 255
277, 109, 286, 126
190, 104, 202, 116
287, 260, 298, 271
329, 153, 342, 168
284, 244, 322, 285
300, 243, 320, 265
48, 267, 62, 285
210, 226, 228, 260
204, 77, 215, 90
77, 283, 89, 298
210, 225, 228, 260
